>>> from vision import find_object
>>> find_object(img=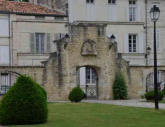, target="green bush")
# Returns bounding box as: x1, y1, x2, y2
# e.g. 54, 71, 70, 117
162, 87, 165, 95
68, 87, 84, 102
0, 75, 48, 125
145, 90, 164, 101
113, 72, 127, 100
